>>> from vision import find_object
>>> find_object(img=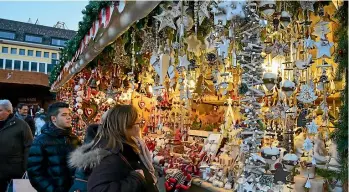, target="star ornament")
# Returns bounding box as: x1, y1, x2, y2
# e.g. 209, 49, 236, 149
153, 11, 176, 32
304, 36, 314, 49
300, 1, 315, 12
314, 39, 333, 58
185, 35, 202, 55
303, 137, 313, 152
178, 55, 190, 70
307, 120, 318, 134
